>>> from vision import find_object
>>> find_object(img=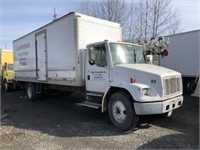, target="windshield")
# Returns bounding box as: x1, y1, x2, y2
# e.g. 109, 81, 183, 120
110, 43, 146, 65
7, 64, 14, 70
